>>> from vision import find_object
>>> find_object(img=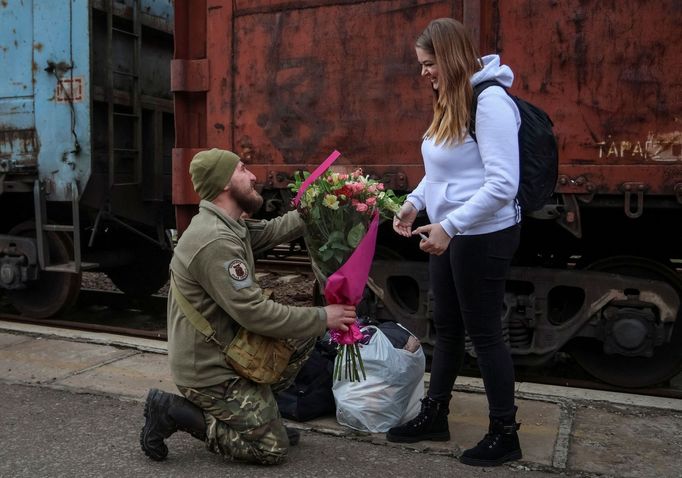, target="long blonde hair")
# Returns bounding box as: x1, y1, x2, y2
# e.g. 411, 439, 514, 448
416, 18, 482, 145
